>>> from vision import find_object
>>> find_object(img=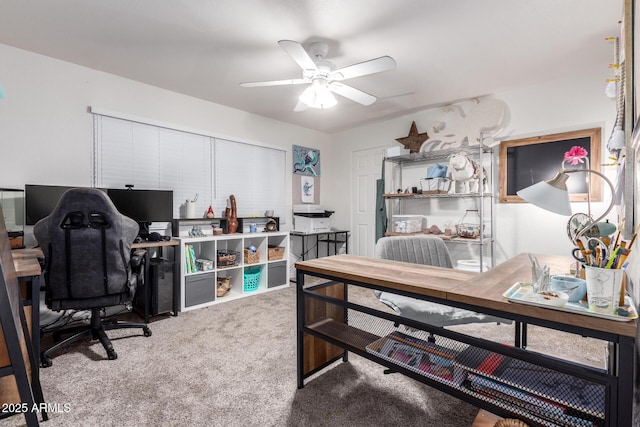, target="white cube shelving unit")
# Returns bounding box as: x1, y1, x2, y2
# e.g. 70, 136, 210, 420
179, 231, 289, 312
